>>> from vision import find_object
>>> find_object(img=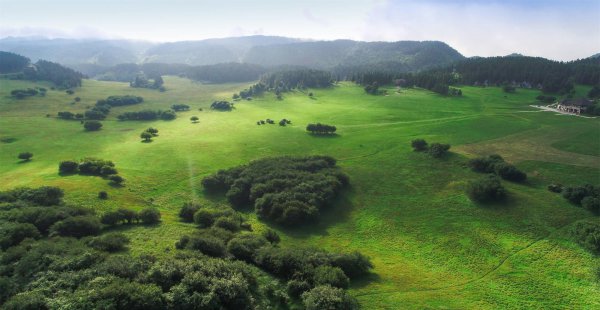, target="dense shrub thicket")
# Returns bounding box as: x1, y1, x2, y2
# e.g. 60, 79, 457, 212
466, 175, 507, 203
176, 201, 371, 307
306, 123, 337, 135
210, 100, 234, 111
468, 154, 527, 182
571, 221, 600, 254
201, 156, 349, 226
10, 88, 44, 99
1, 187, 294, 309
562, 184, 599, 214
117, 109, 176, 121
